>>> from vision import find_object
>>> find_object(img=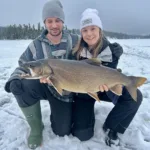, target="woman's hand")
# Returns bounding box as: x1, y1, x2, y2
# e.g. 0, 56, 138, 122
99, 84, 109, 92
